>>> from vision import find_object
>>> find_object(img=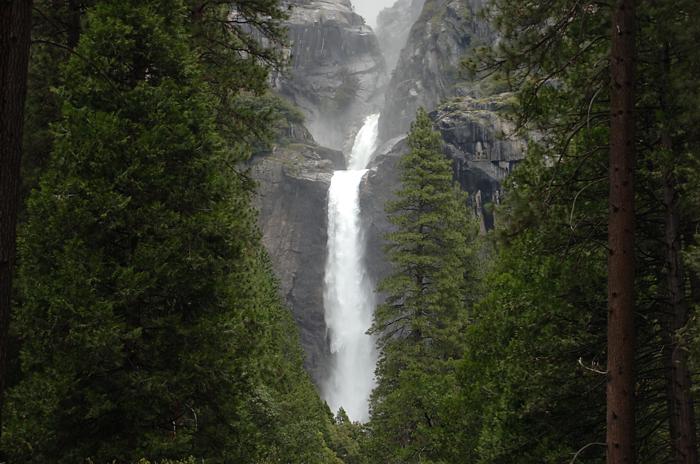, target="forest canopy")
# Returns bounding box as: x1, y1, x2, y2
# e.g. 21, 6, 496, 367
1, 0, 700, 463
